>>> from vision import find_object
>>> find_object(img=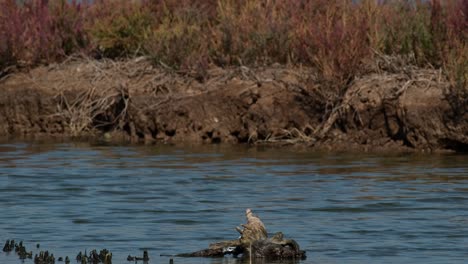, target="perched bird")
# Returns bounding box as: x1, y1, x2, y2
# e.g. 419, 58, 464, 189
236, 208, 268, 245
